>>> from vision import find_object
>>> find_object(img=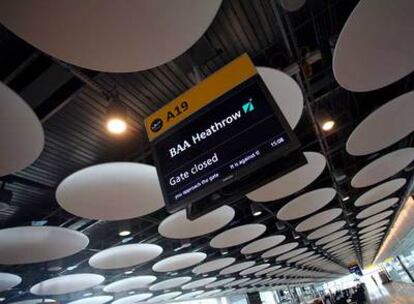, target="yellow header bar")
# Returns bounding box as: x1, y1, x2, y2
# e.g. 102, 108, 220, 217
145, 54, 257, 141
